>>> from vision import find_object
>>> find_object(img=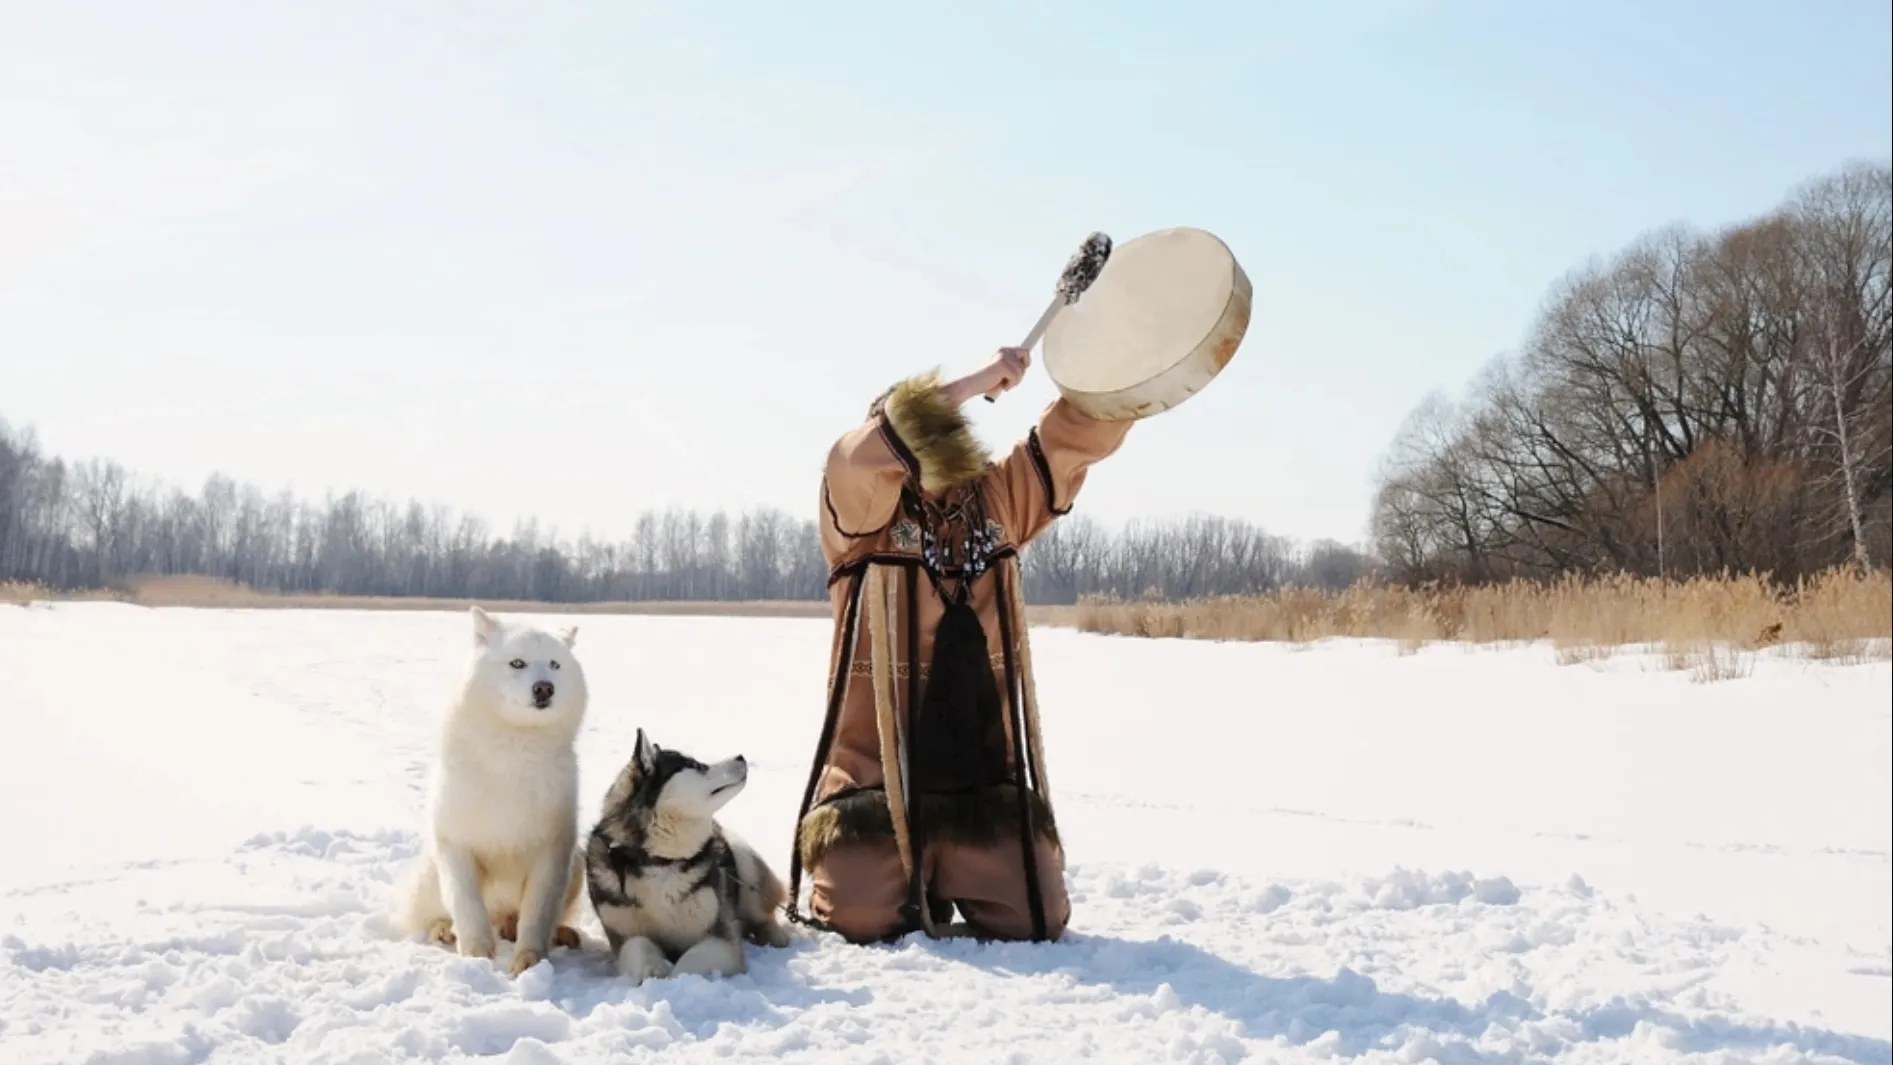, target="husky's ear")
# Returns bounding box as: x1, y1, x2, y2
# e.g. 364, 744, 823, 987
633, 728, 656, 776
559, 625, 579, 648
470, 605, 498, 646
